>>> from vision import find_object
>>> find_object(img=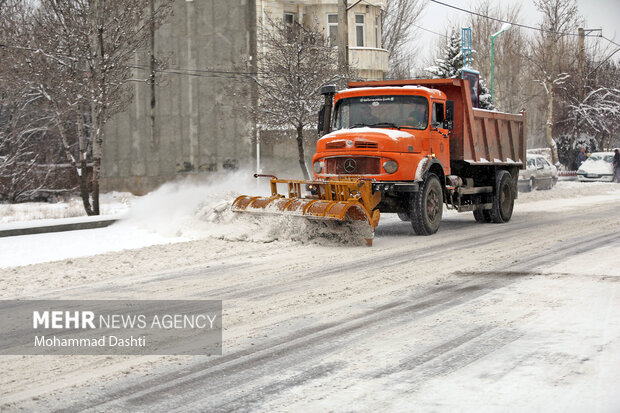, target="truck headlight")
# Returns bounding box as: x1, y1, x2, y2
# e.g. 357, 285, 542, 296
383, 160, 398, 174
313, 161, 324, 174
